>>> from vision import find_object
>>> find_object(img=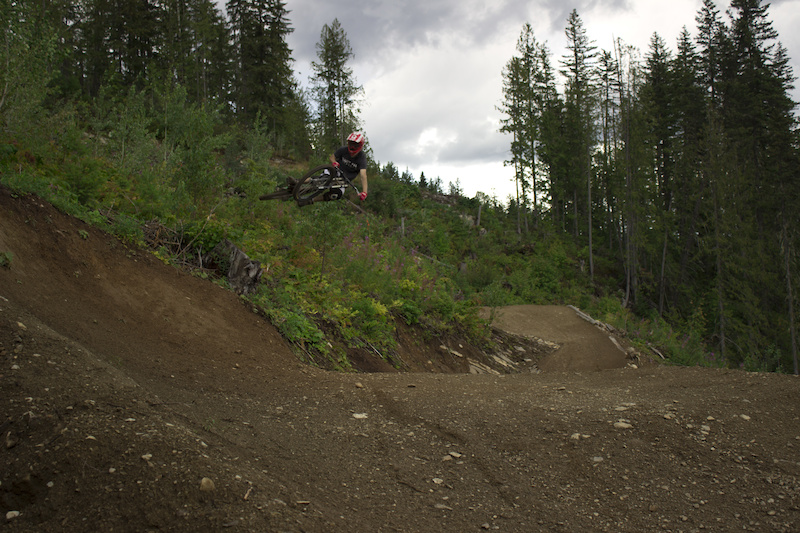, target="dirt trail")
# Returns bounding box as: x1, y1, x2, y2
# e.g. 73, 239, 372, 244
481, 305, 630, 372
2, 185, 800, 533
